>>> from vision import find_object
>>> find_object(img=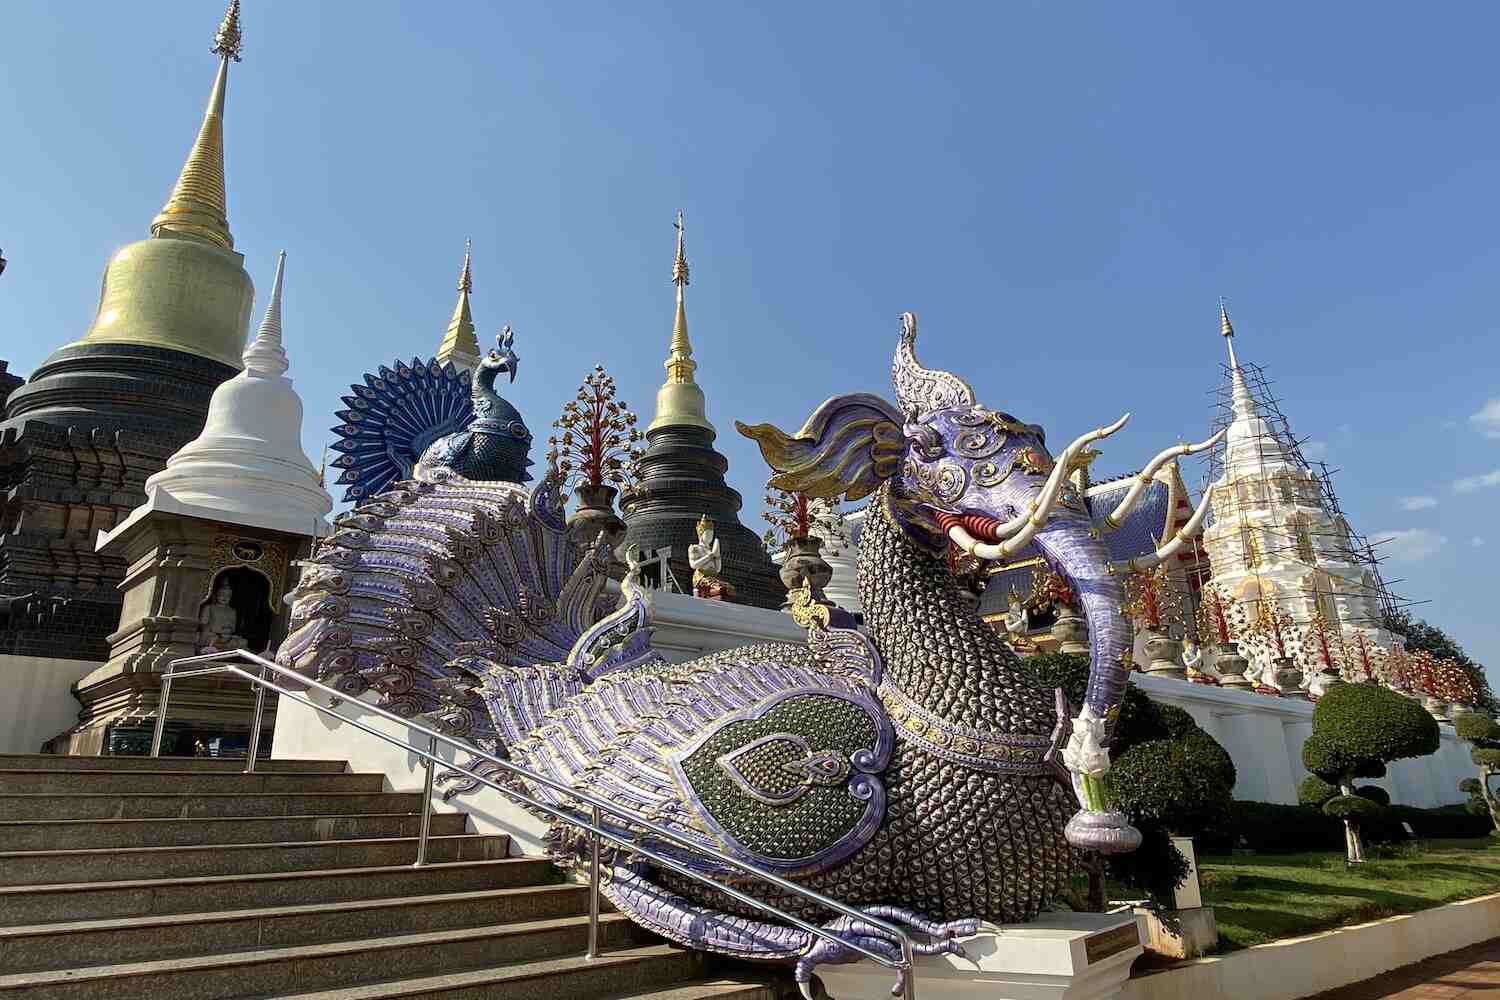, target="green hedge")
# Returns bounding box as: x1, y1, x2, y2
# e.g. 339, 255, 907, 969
1388, 804, 1494, 839
1200, 801, 1489, 854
